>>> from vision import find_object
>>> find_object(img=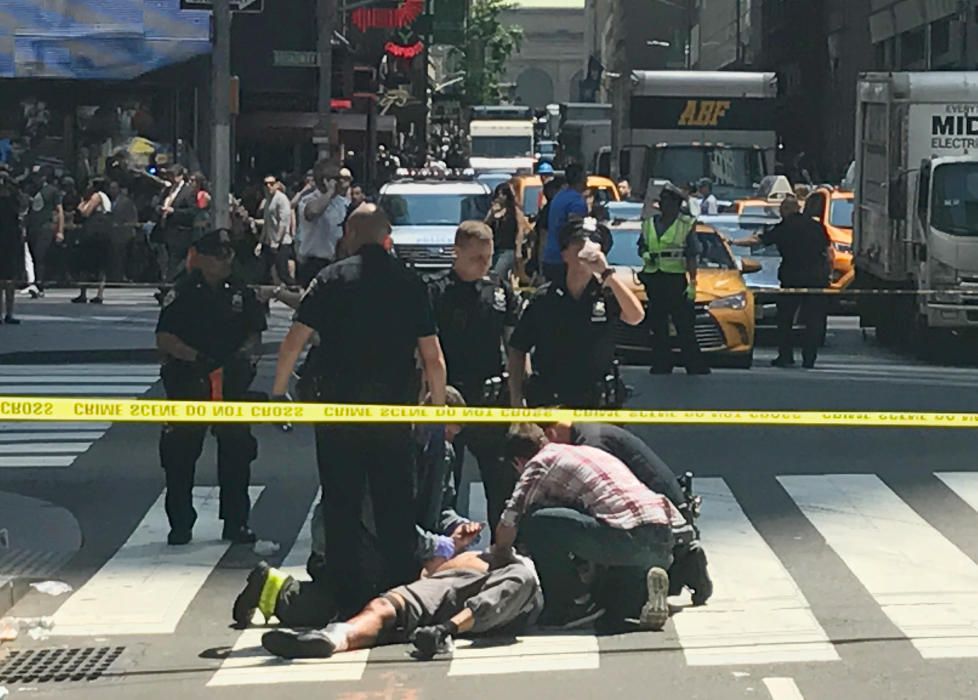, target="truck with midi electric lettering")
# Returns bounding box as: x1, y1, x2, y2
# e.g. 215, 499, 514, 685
617, 70, 778, 201
853, 72, 978, 352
